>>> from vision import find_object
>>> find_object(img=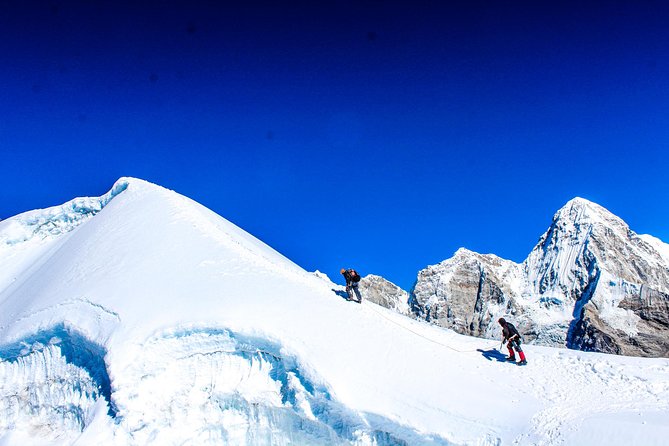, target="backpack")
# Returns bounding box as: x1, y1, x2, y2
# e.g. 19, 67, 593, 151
348, 269, 361, 283
504, 322, 522, 343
